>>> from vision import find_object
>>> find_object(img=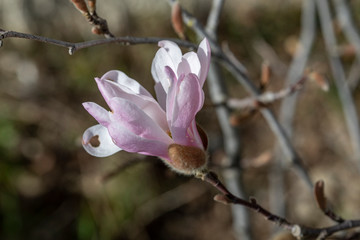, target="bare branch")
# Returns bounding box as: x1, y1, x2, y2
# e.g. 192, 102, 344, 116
205, 0, 225, 40
227, 76, 306, 110
198, 171, 360, 239
314, 180, 345, 223
0, 29, 196, 54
